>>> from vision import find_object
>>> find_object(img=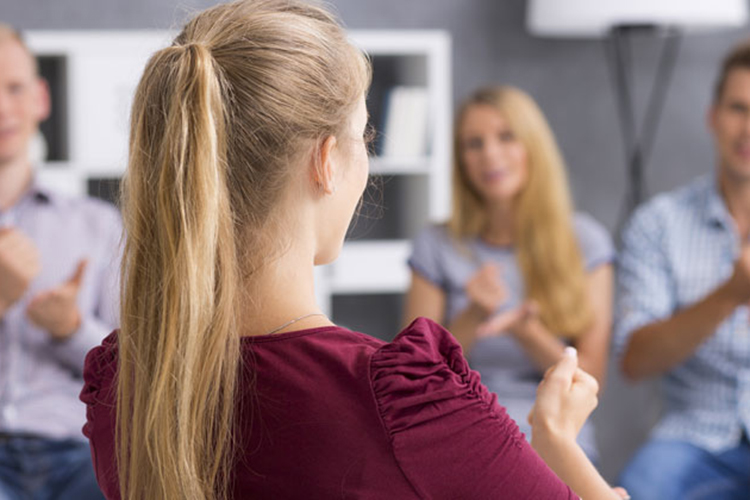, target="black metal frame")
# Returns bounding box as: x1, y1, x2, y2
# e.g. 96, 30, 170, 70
605, 25, 682, 228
